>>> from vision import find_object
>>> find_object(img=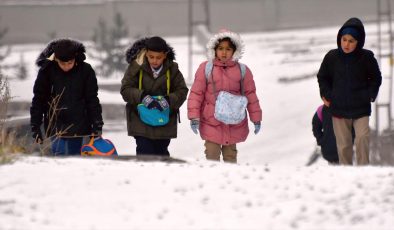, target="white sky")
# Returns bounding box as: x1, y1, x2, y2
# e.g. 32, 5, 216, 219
1, 23, 394, 230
